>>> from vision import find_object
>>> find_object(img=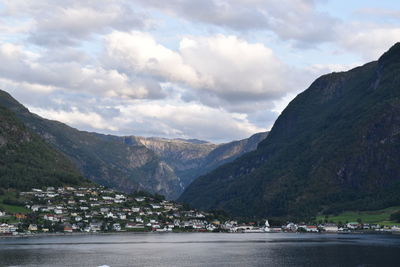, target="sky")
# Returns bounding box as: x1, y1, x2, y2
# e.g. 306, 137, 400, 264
0, 0, 399, 143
